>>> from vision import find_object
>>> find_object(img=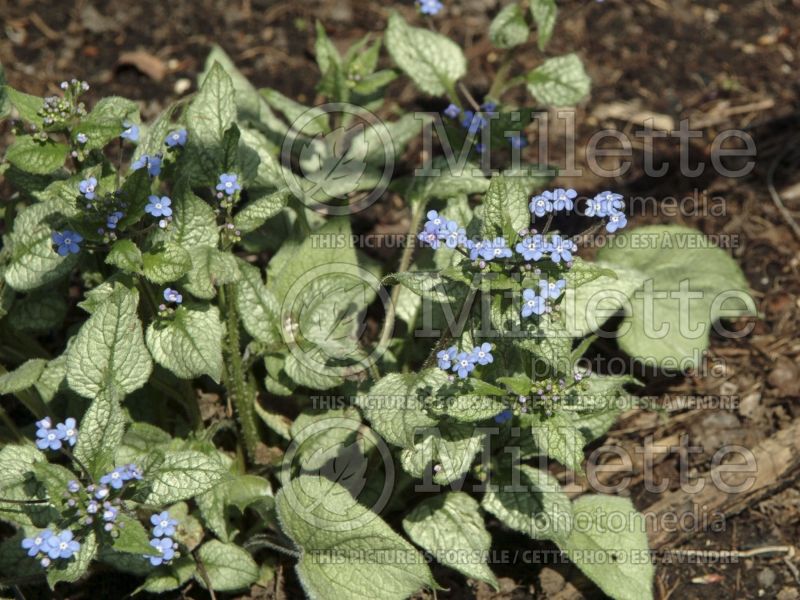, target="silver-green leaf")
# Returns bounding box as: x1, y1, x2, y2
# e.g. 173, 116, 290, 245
146, 304, 224, 381
385, 12, 466, 96
66, 285, 152, 398
403, 492, 498, 588
527, 54, 591, 106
